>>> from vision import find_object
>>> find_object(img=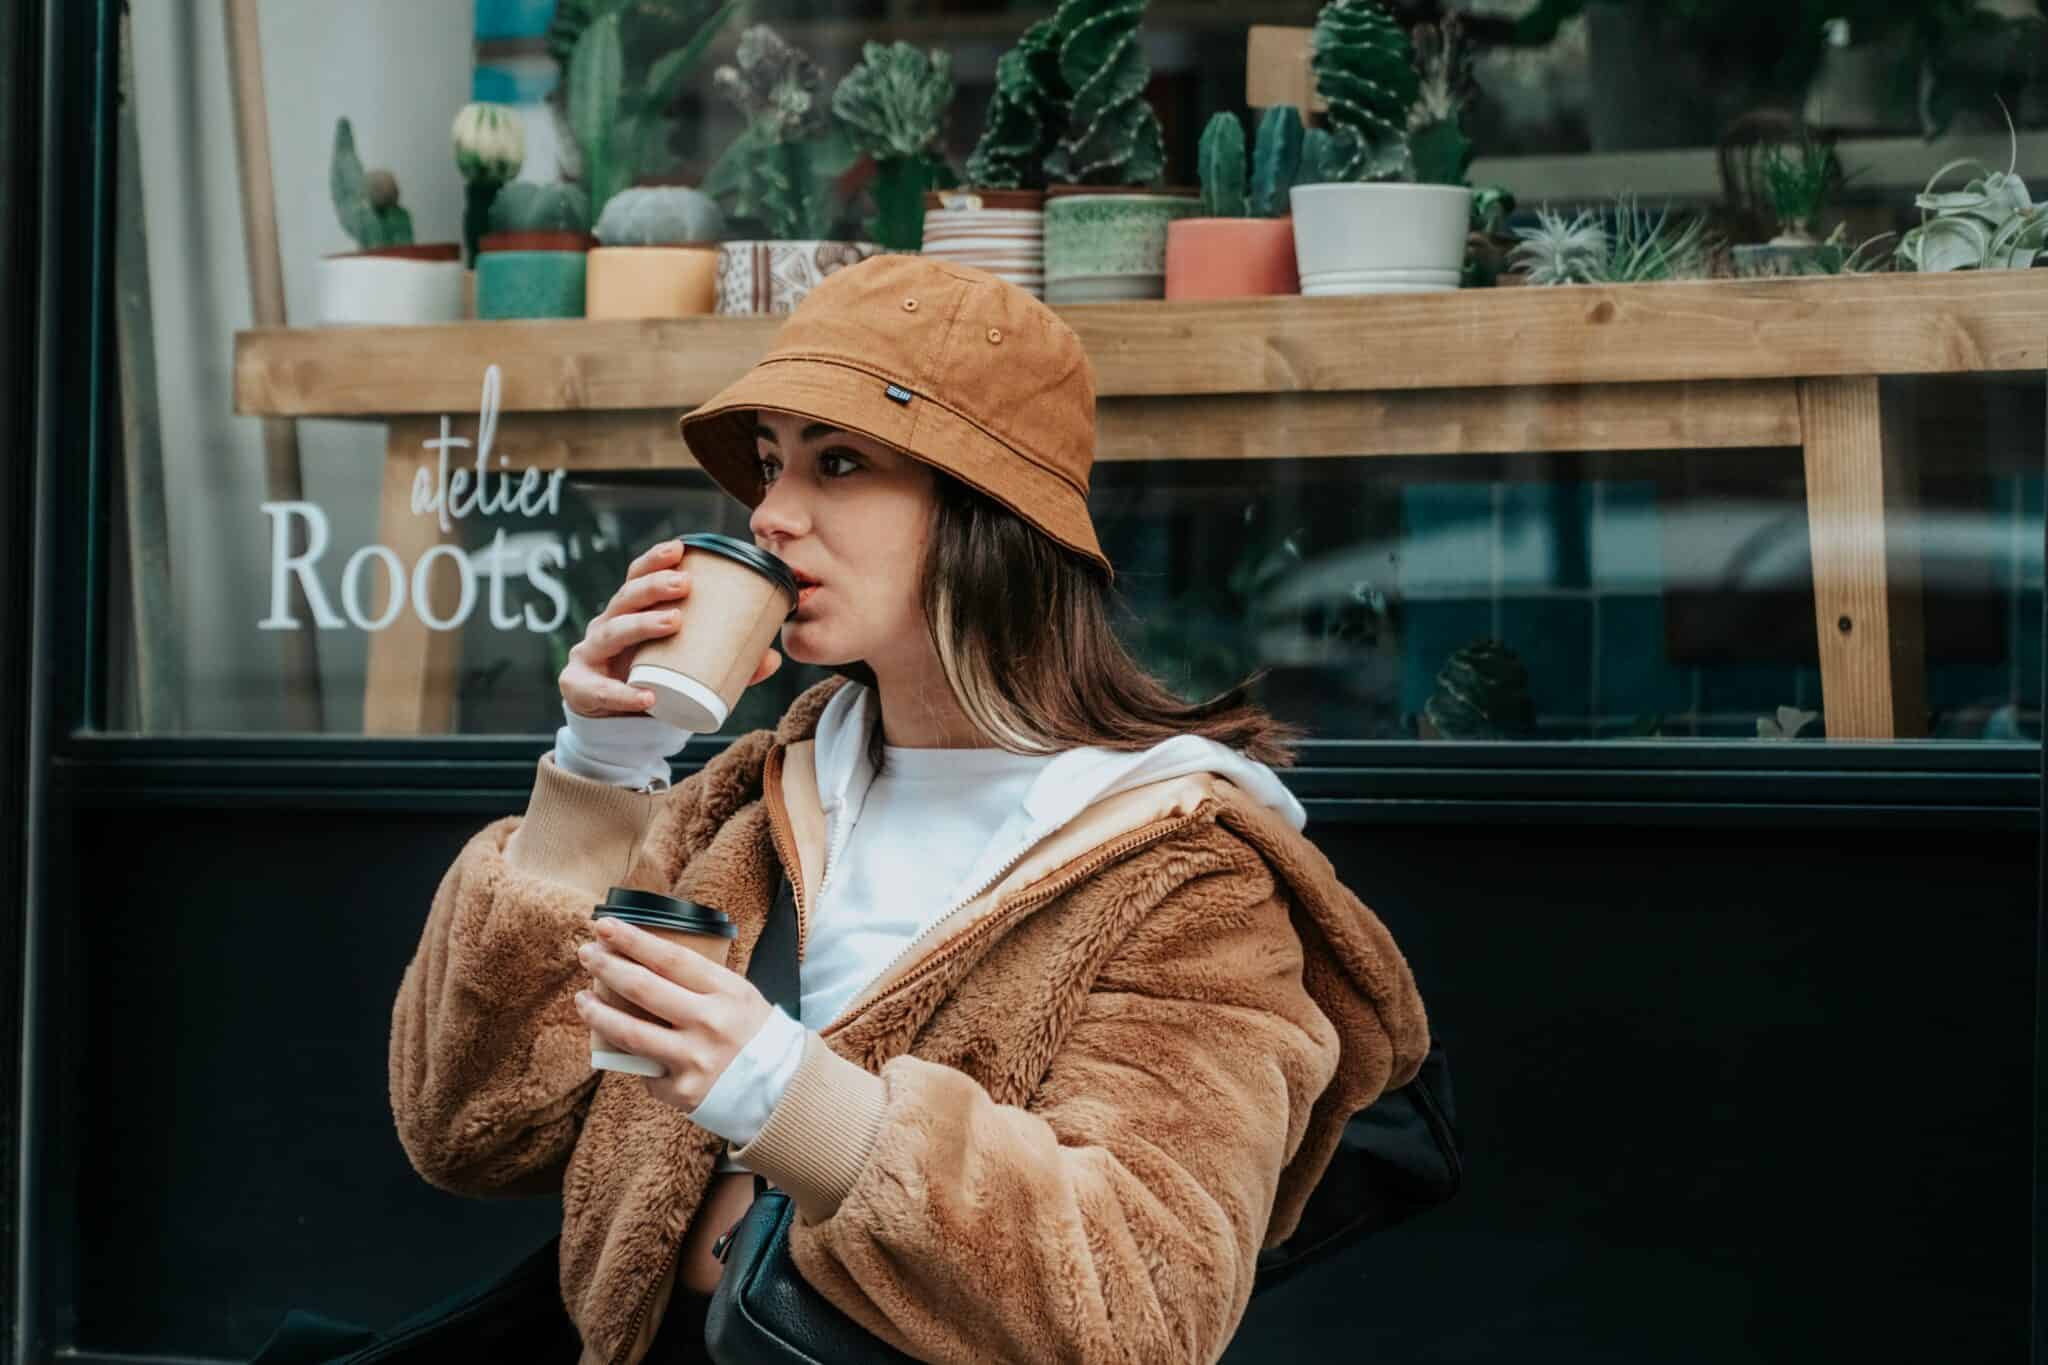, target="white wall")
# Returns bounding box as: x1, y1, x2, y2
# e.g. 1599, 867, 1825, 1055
130, 0, 473, 732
